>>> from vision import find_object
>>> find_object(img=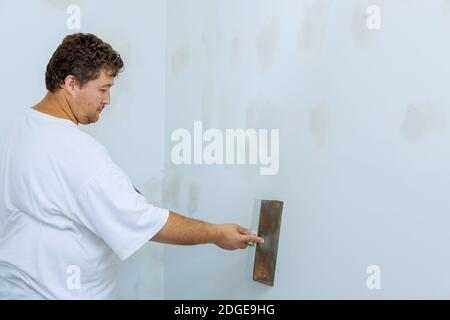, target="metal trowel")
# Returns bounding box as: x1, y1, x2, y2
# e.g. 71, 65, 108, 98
252, 200, 284, 286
